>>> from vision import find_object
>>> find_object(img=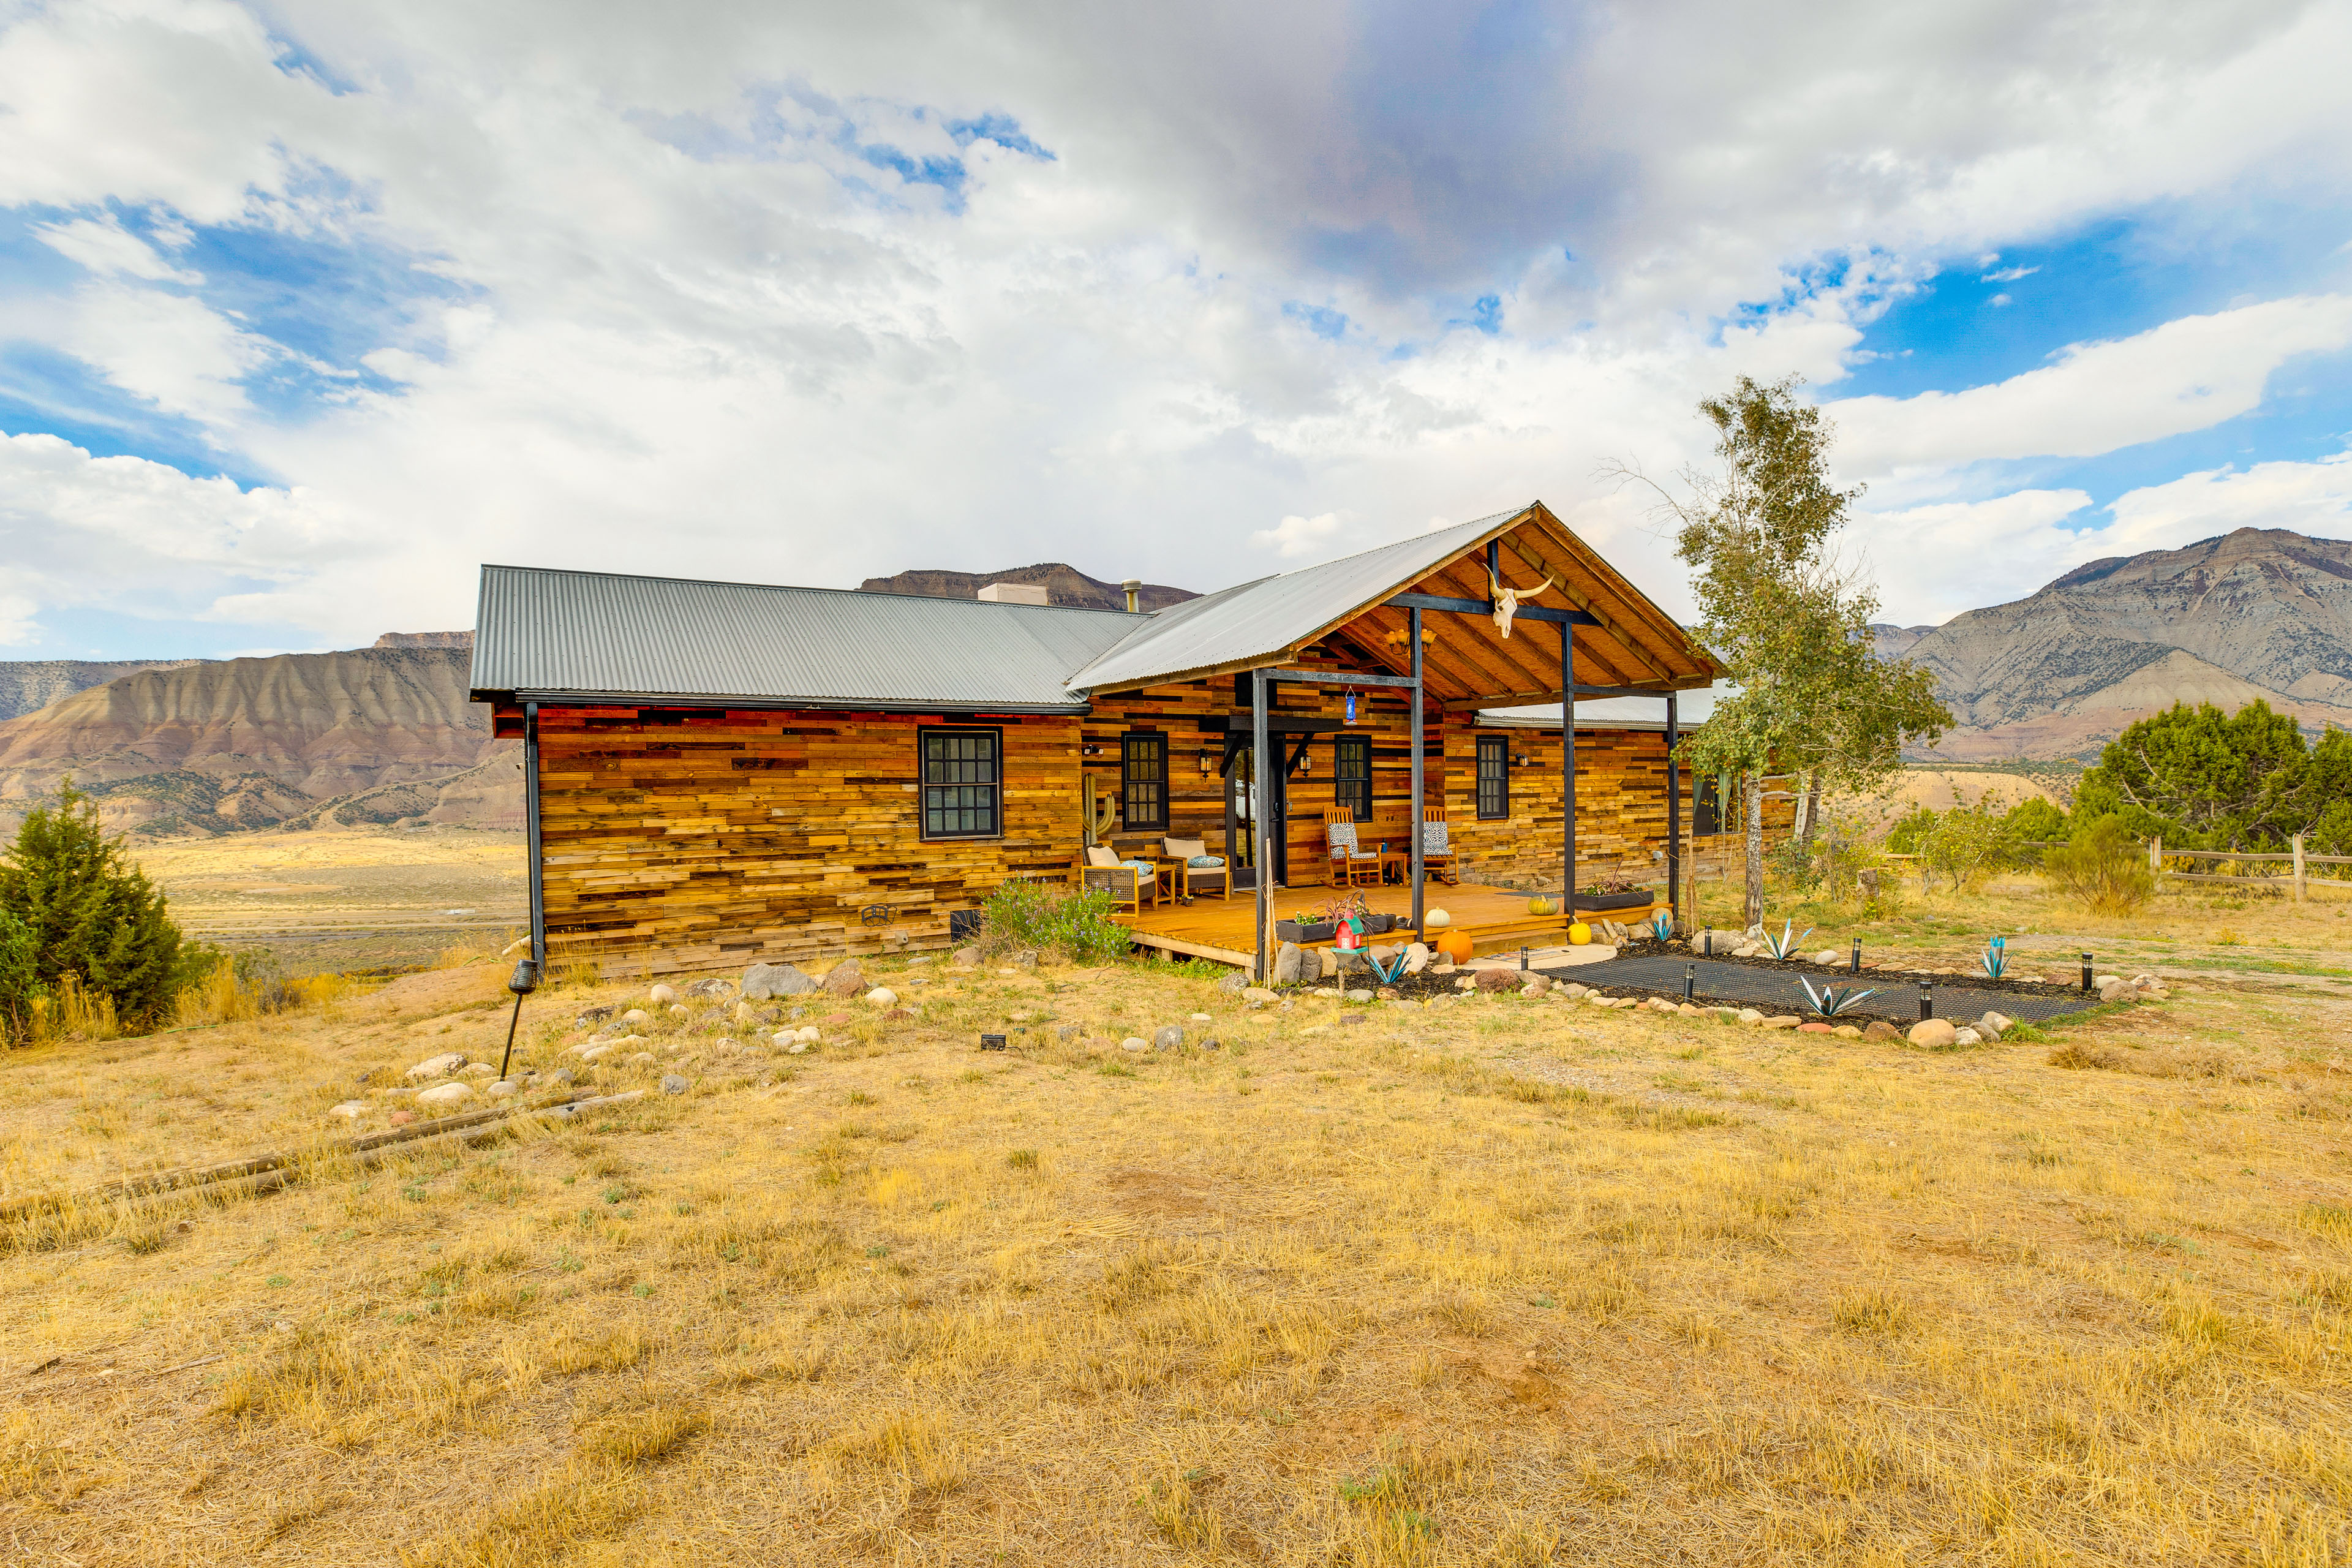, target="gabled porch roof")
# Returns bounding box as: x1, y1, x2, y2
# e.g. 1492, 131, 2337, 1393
1065, 501, 1718, 707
